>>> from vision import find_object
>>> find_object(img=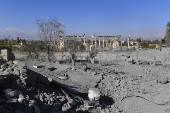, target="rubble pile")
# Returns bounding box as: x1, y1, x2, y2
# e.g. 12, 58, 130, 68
0, 60, 88, 113
94, 61, 170, 112
3, 48, 170, 113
